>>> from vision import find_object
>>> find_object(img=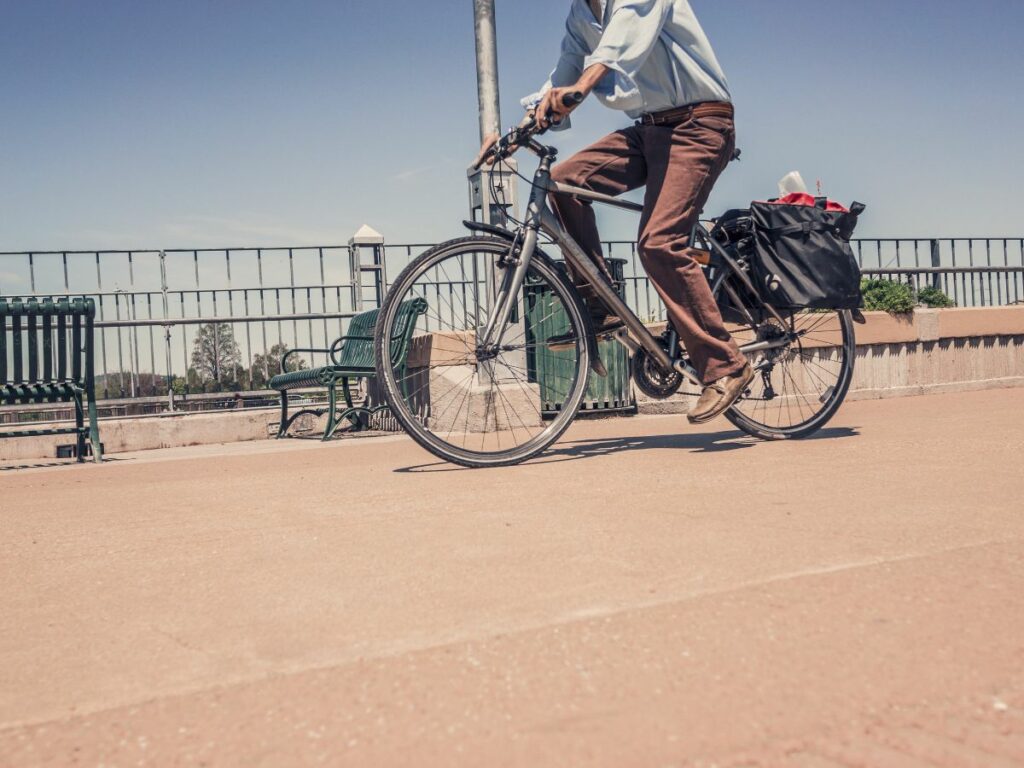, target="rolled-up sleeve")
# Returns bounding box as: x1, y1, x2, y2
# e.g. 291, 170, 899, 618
520, 16, 590, 130
521, 21, 588, 109
584, 0, 669, 85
